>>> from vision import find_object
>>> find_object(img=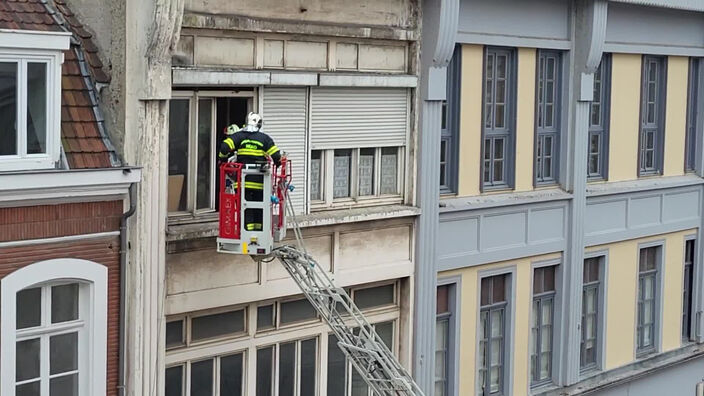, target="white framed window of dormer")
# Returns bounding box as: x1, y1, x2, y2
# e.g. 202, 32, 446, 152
0, 30, 70, 171
0, 258, 107, 396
